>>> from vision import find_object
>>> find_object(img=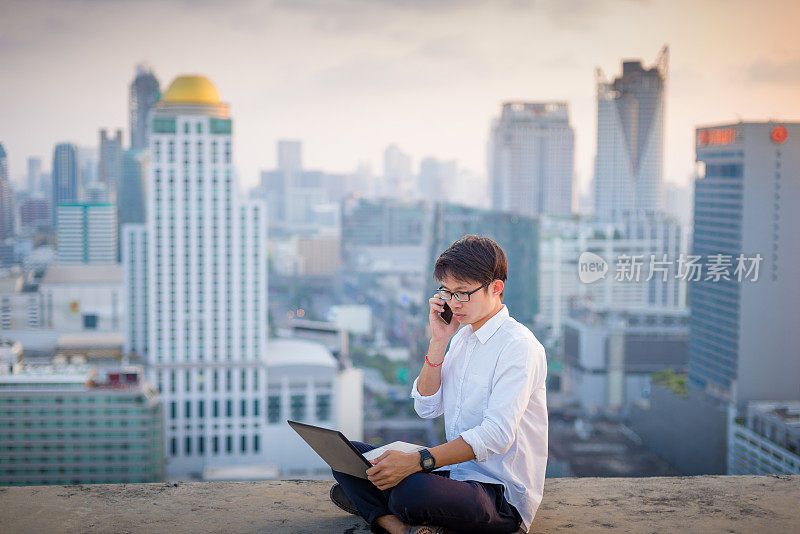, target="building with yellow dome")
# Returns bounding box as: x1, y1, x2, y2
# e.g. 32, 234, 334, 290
124, 74, 268, 477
